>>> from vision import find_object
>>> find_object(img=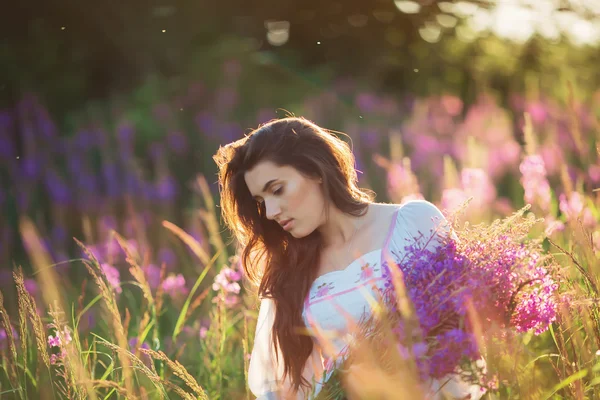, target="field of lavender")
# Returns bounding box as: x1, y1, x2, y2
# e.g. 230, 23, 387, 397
0, 65, 599, 399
